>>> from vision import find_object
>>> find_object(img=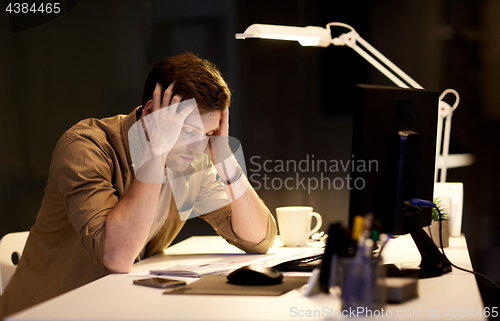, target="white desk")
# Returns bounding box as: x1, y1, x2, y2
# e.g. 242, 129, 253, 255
8, 235, 486, 321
